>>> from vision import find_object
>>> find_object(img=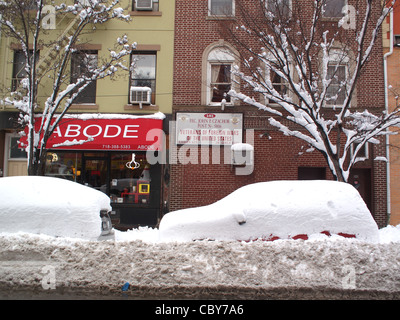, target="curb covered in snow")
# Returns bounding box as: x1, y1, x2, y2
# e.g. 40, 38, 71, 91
0, 232, 399, 299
